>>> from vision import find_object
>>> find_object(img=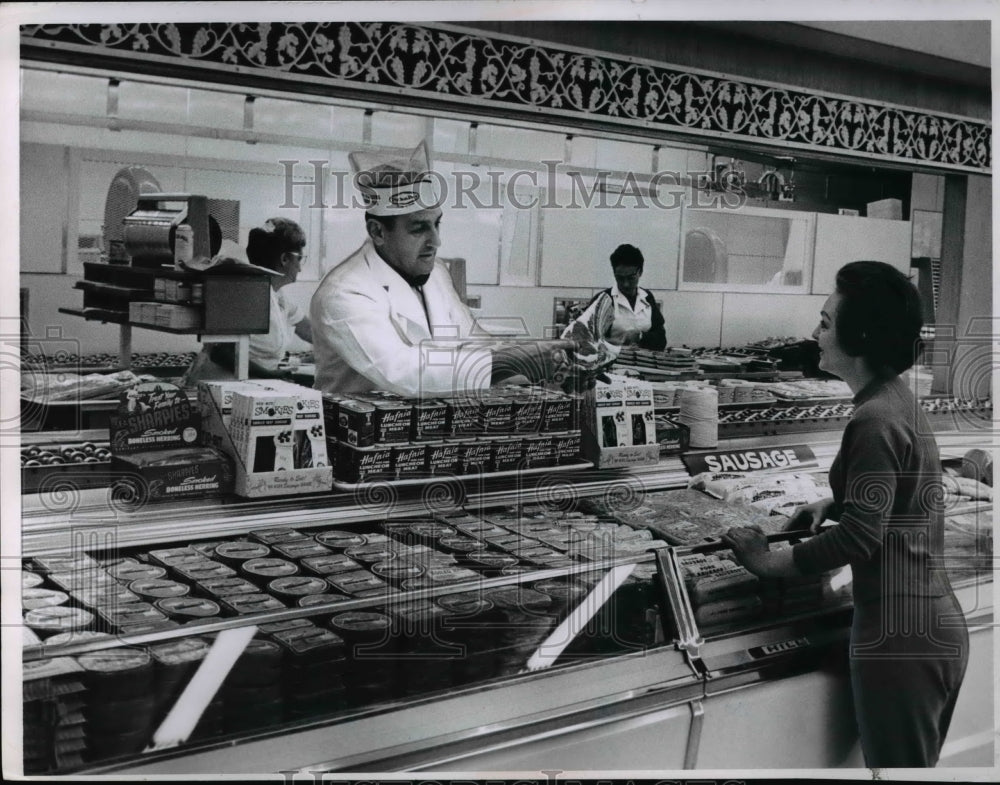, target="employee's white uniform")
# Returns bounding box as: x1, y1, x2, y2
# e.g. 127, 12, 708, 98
248, 288, 310, 372
310, 240, 492, 396
562, 284, 654, 359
